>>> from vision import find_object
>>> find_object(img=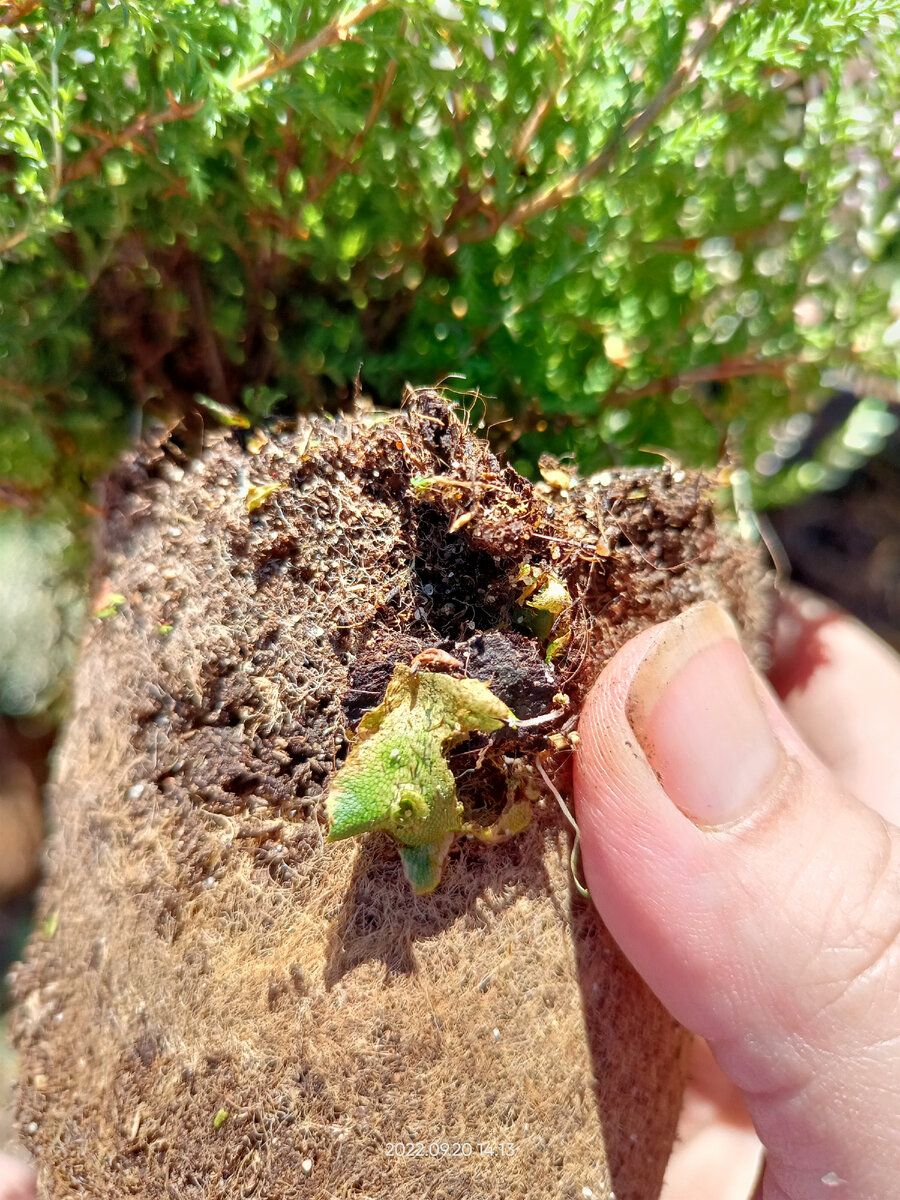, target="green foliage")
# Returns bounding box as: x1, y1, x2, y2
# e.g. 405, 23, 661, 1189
1, 0, 899, 512
0, 510, 83, 714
